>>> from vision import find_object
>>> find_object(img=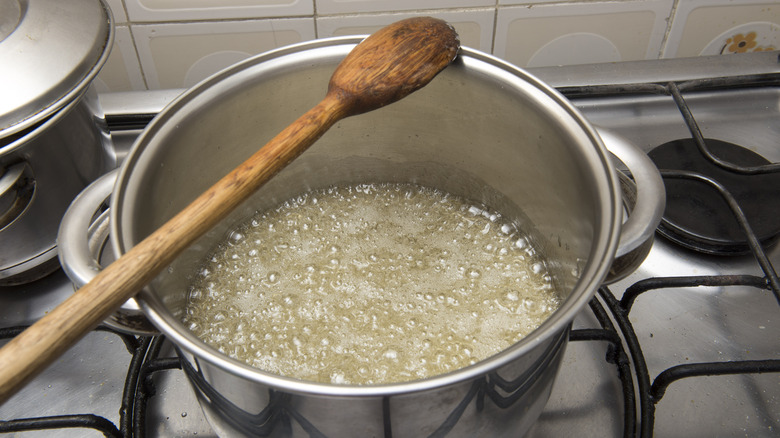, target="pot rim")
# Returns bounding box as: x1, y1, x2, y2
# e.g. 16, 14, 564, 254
117, 36, 622, 398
